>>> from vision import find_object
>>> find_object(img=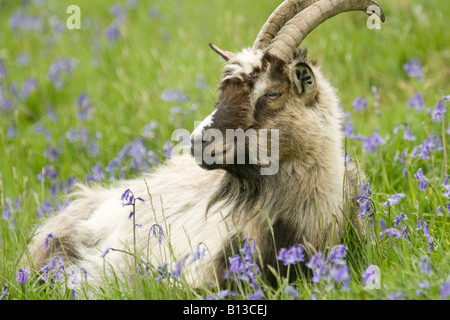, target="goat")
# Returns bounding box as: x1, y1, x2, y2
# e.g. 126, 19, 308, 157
25, 0, 385, 288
